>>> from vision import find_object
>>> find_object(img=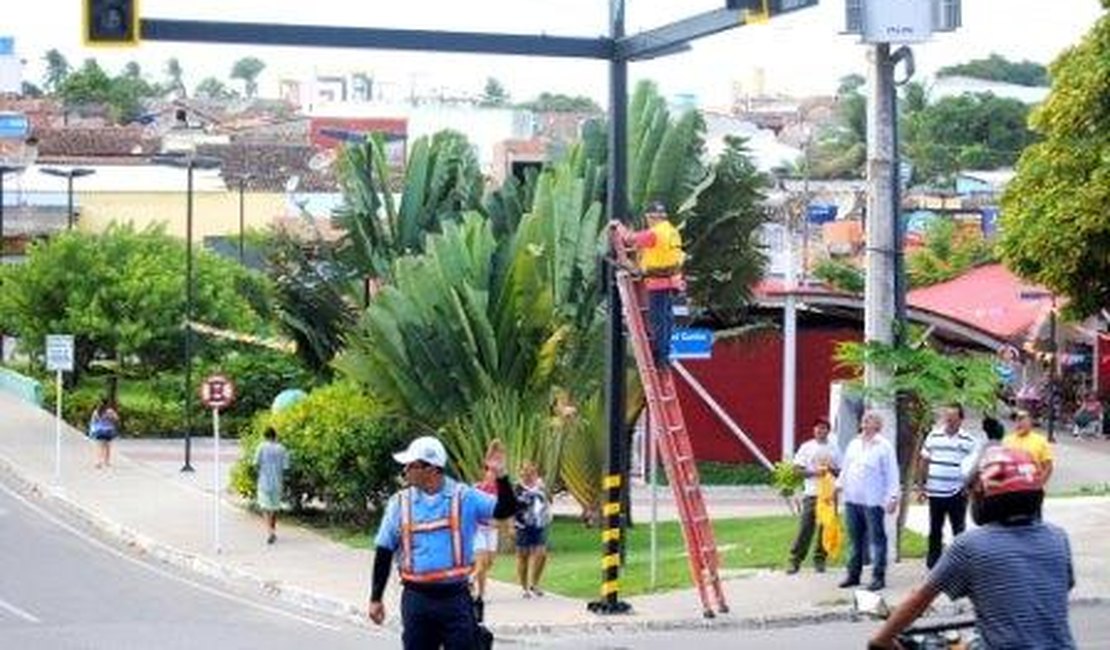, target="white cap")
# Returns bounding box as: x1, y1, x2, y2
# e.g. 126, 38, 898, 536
392, 436, 448, 468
